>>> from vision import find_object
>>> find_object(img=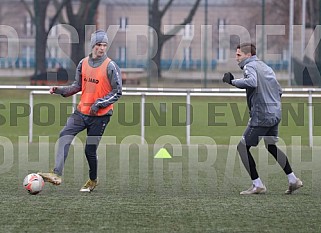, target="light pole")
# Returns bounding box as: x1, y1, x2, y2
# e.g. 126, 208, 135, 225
203, 0, 208, 88
147, 0, 151, 87
261, 0, 265, 61
301, 0, 306, 58
288, 0, 294, 86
